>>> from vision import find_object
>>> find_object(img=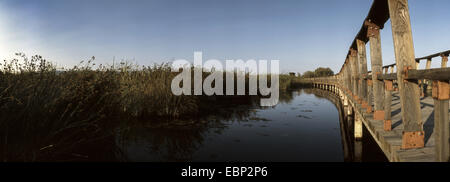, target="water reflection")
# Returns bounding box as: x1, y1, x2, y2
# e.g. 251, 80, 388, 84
116, 88, 387, 162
